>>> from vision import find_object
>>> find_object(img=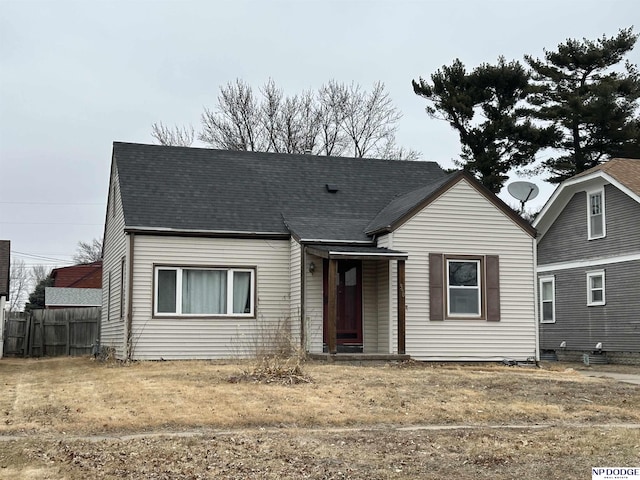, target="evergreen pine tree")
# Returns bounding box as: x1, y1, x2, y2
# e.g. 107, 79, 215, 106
525, 27, 640, 183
